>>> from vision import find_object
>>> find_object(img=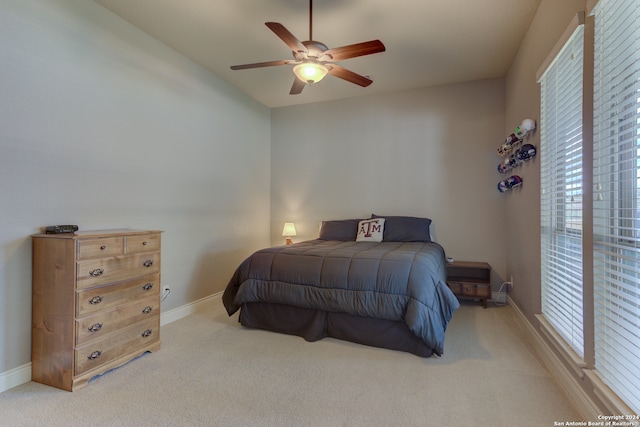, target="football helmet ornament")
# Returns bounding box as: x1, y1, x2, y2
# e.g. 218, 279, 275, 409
517, 144, 537, 161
